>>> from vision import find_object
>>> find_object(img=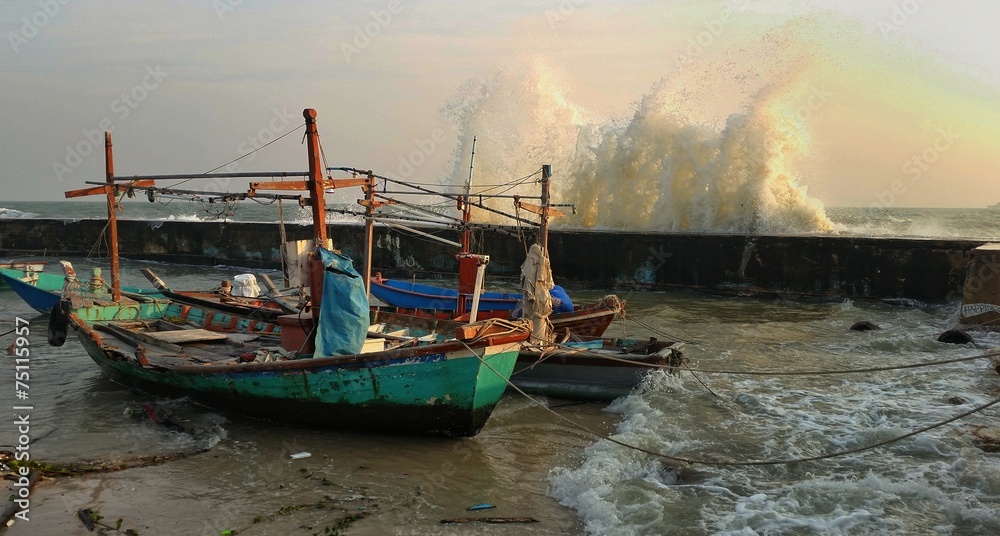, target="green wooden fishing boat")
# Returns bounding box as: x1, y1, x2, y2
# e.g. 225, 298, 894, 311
70, 313, 526, 436
60, 108, 532, 436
